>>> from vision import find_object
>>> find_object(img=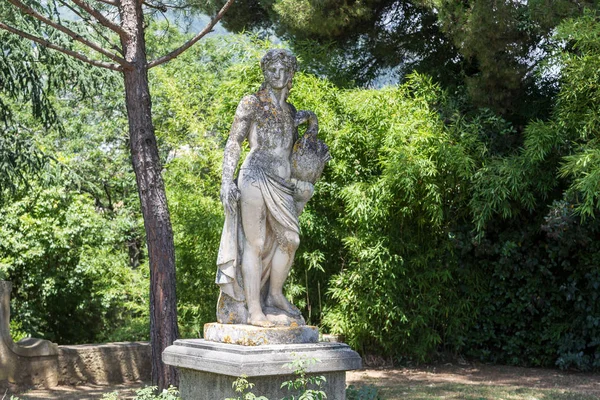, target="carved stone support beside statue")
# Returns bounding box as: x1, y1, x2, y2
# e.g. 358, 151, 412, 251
0, 281, 59, 388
